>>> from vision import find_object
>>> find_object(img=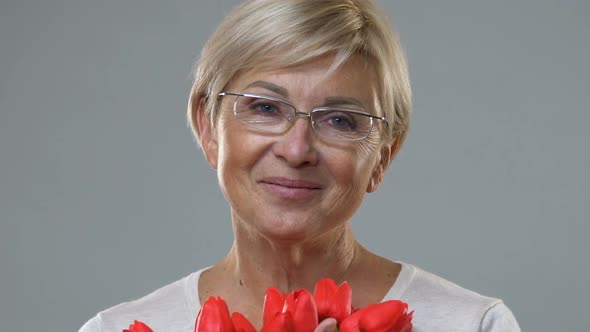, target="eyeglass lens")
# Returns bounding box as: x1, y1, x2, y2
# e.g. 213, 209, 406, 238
233, 95, 373, 141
